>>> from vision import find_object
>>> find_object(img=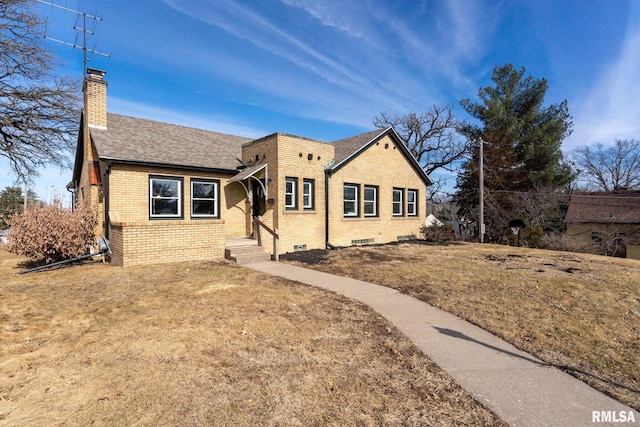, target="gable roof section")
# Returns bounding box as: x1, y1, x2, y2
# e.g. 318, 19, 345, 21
90, 114, 253, 172
329, 127, 432, 186
565, 191, 640, 223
